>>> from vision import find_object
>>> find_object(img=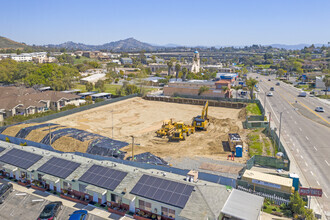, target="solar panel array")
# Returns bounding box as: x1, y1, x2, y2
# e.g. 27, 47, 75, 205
79, 164, 128, 191
130, 175, 194, 208
37, 157, 80, 179
0, 148, 42, 169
